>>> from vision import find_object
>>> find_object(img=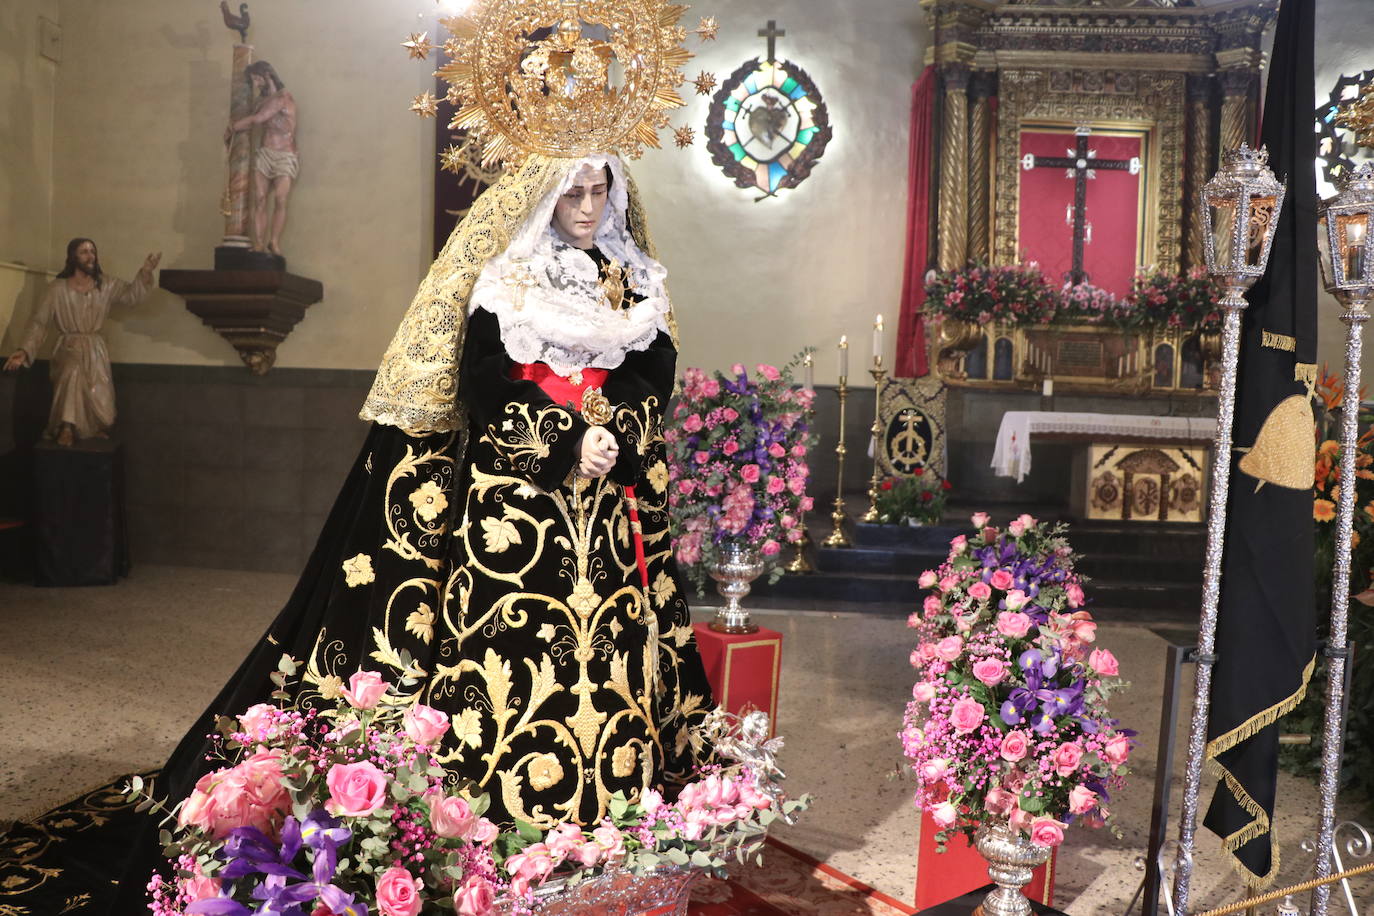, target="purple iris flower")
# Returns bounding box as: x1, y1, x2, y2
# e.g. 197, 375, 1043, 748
219, 824, 306, 882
